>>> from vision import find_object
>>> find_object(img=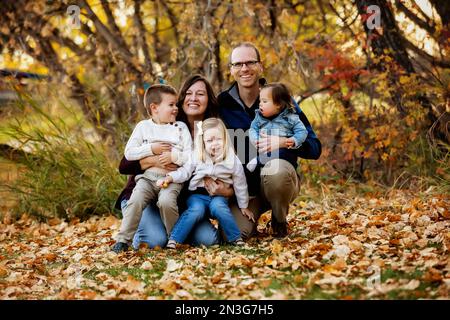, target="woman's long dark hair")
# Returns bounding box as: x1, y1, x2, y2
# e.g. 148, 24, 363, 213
176, 74, 219, 128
